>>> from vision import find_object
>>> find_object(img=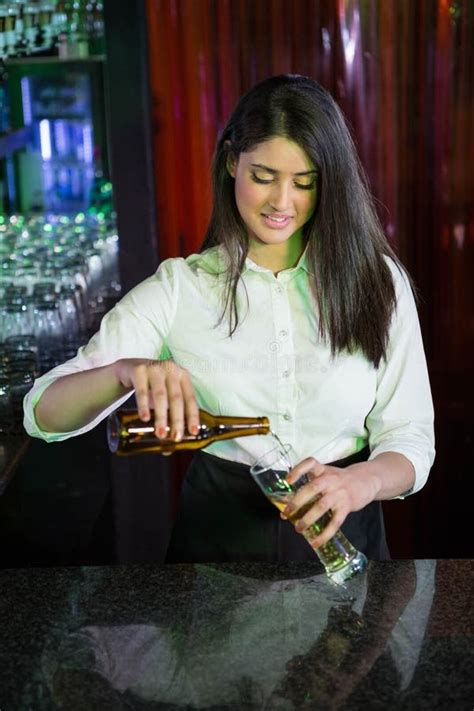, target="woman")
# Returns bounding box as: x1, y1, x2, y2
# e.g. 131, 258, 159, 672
24, 75, 435, 563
